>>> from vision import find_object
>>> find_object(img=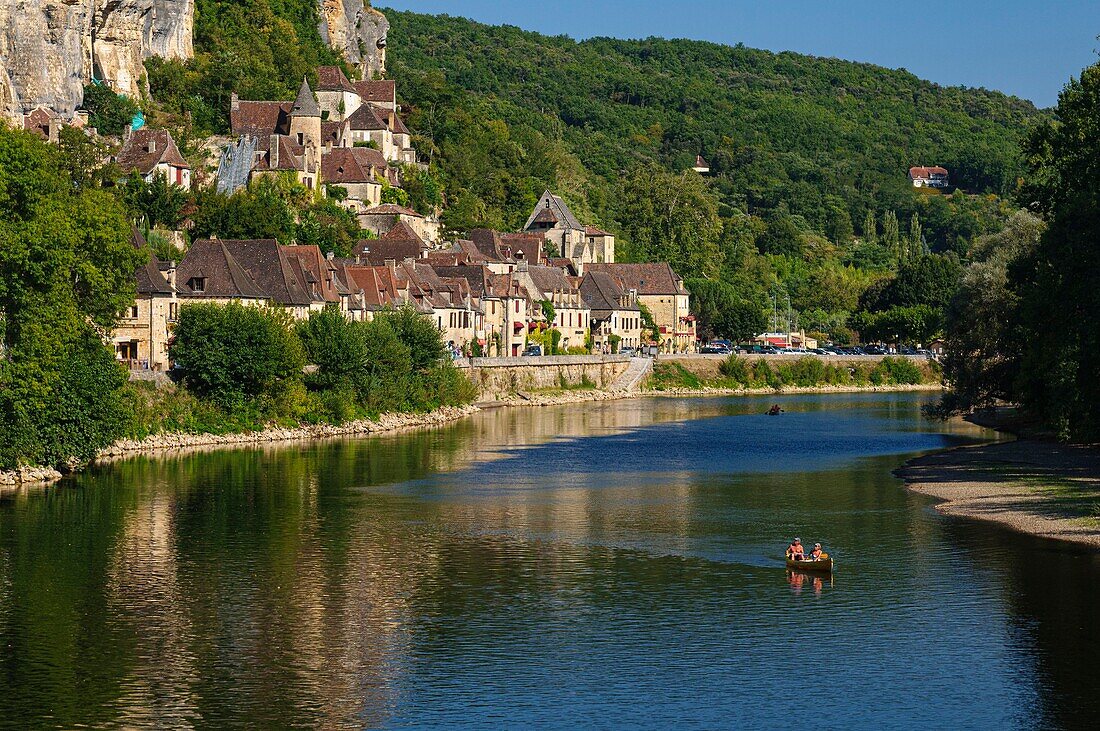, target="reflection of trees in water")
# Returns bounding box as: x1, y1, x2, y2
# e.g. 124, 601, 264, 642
944, 521, 1100, 728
